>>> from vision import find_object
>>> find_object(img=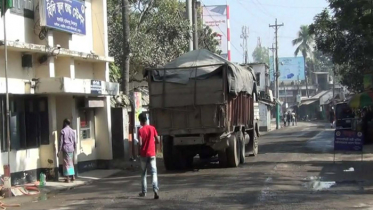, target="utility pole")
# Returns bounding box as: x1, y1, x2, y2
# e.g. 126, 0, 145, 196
240, 26, 249, 64
269, 18, 284, 130
332, 66, 336, 108
122, 0, 130, 95
2, 0, 11, 198
192, 0, 198, 50
269, 44, 276, 84
186, 0, 193, 51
